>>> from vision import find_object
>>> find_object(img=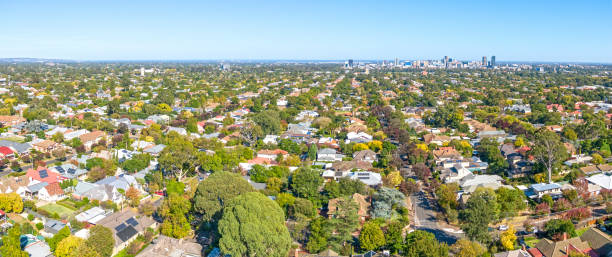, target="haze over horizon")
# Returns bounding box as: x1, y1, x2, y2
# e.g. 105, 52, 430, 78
1, 0, 611, 62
